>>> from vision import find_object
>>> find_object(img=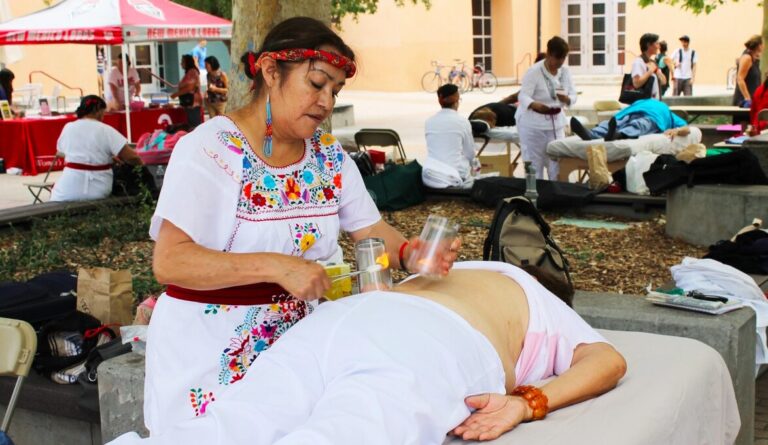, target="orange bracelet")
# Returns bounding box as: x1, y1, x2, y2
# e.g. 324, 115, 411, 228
510, 385, 549, 421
